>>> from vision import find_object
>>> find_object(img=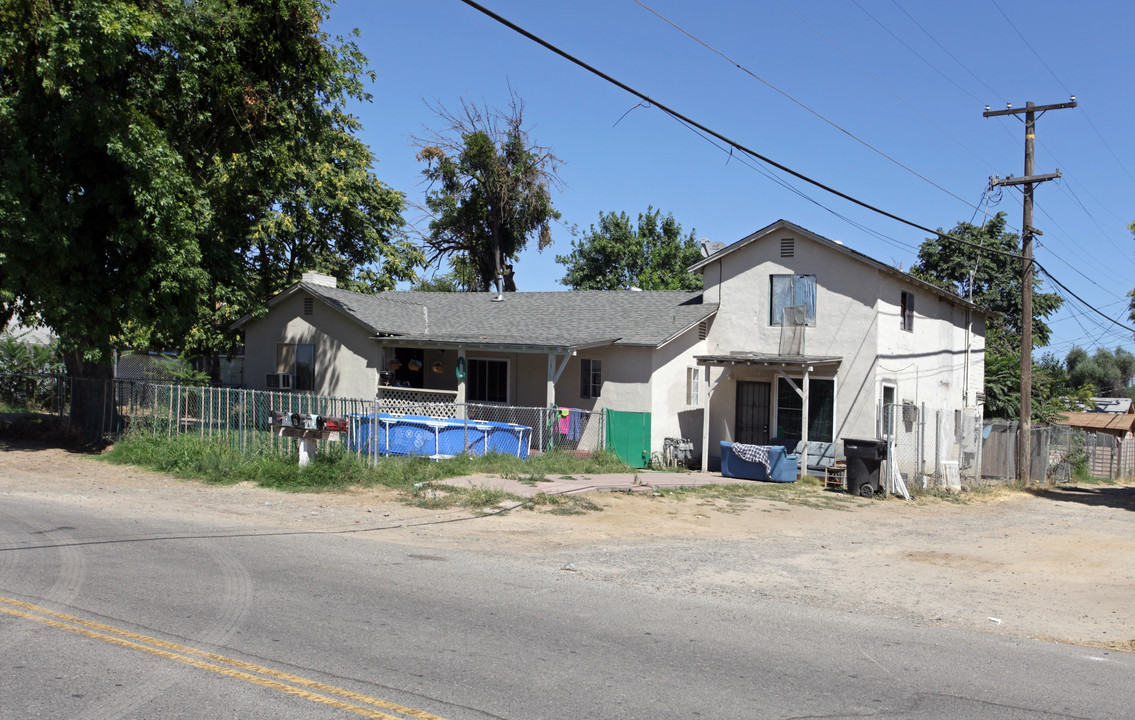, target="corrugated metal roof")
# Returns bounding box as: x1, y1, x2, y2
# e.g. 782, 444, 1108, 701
1052, 411, 1135, 433
1088, 397, 1133, 414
